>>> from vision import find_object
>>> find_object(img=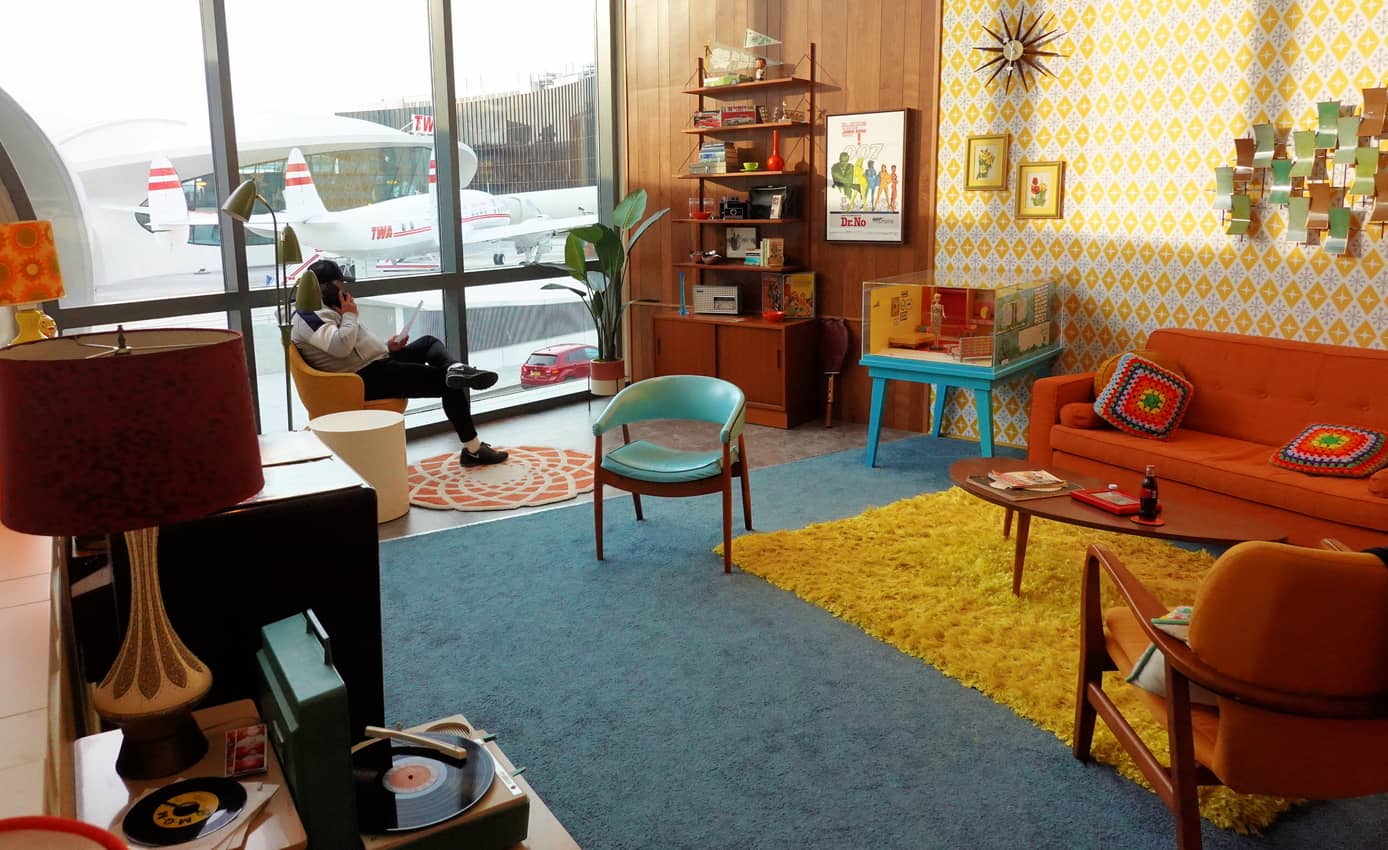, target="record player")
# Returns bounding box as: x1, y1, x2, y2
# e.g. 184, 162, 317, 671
354, 716, 530, 850
256, 612, 529, 850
